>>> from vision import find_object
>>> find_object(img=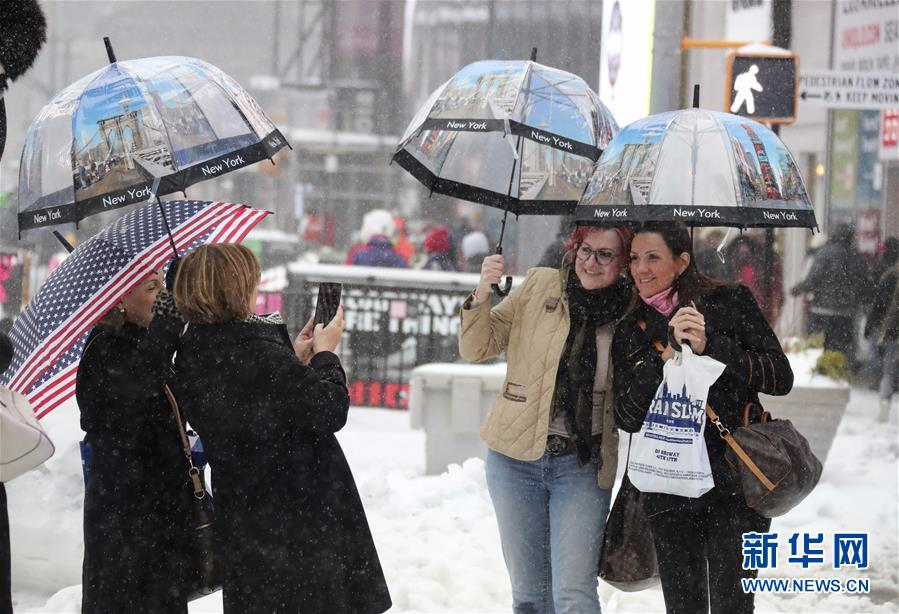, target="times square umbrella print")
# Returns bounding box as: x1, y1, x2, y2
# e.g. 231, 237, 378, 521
393, 58, 617, 217
17, 46, 289, 234
393, 56, 617, 293
573, 108, 817, 230
1, 199, 270, 418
